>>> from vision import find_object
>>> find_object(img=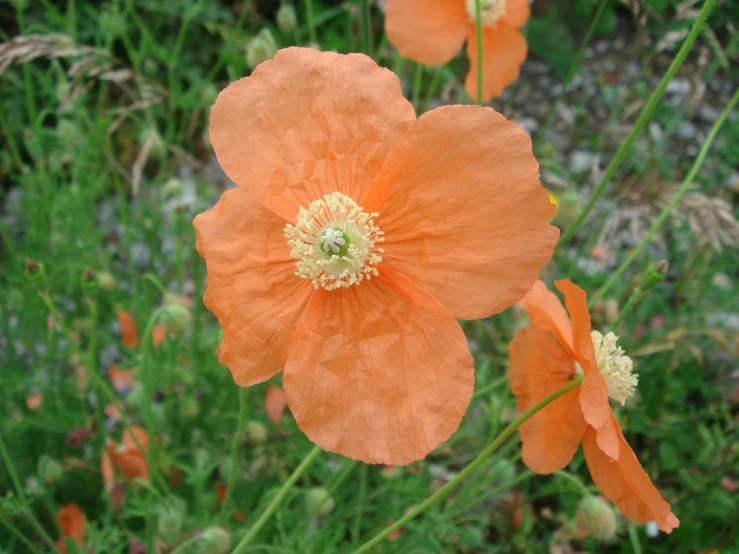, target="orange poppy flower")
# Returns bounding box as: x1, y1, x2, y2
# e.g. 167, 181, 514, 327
117, 310, 138, 348
56, 504, 85, 554
26, 392, 44, 411
385, 0, 529, 102
101, 426, 149, 489
509, 279, 679, 532
107, 367, 133, 393
194, 47, 557, 465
